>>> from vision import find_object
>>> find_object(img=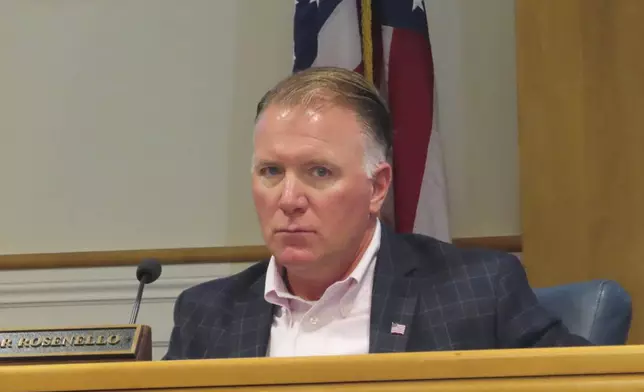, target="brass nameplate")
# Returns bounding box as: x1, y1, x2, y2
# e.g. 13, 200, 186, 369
0, 325, 140, 360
